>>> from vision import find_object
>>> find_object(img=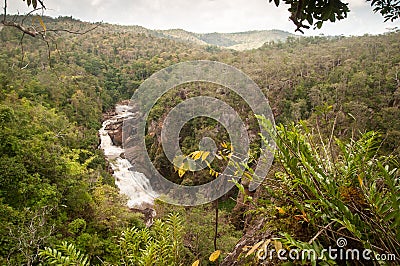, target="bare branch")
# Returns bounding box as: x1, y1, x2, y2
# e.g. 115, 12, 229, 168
3, 0, 6, 23
2, 0, 99, 38
308, 220, 335, 244
2, 18, 101, 38
37, 0, 45, 9
1, 0, 101, 68
2, 20, 38, 37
